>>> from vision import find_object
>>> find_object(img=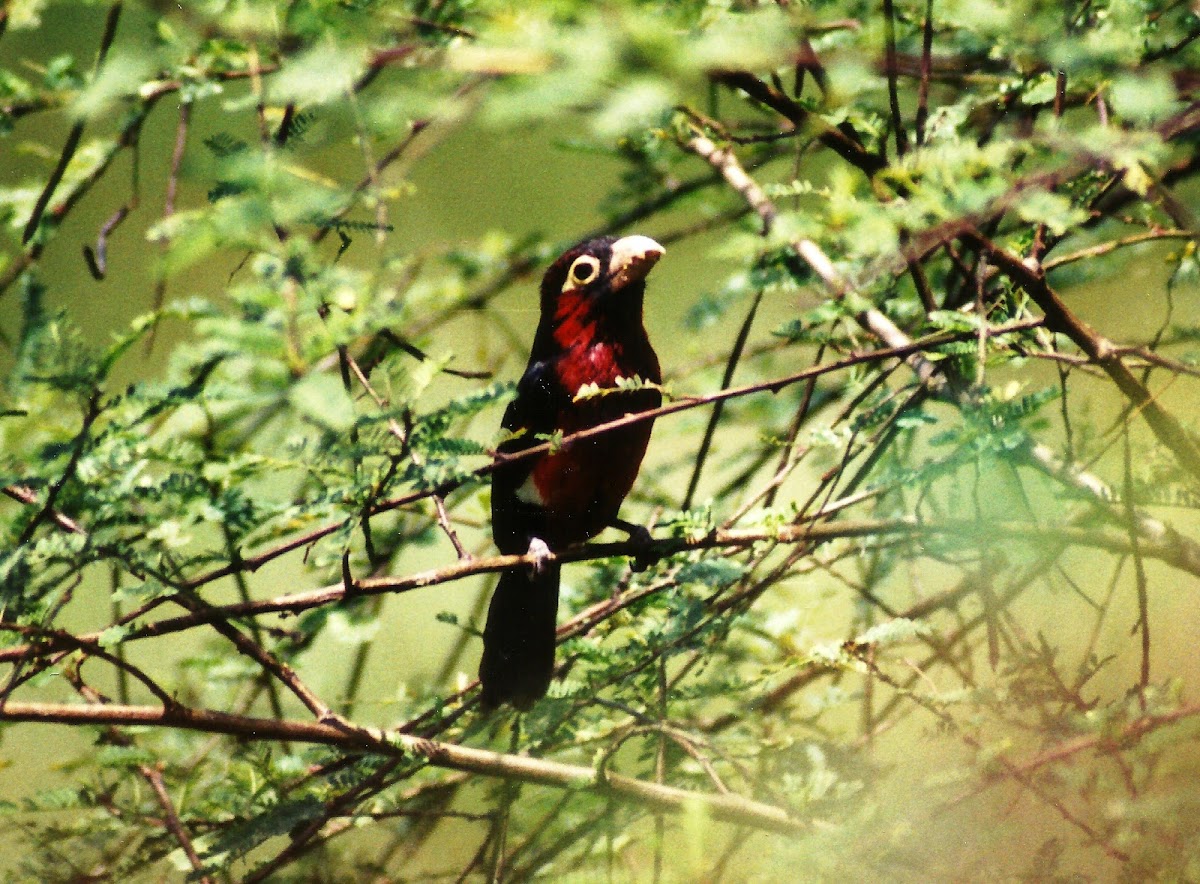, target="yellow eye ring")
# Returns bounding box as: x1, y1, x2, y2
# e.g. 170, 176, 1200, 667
568, 256, 600, 286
